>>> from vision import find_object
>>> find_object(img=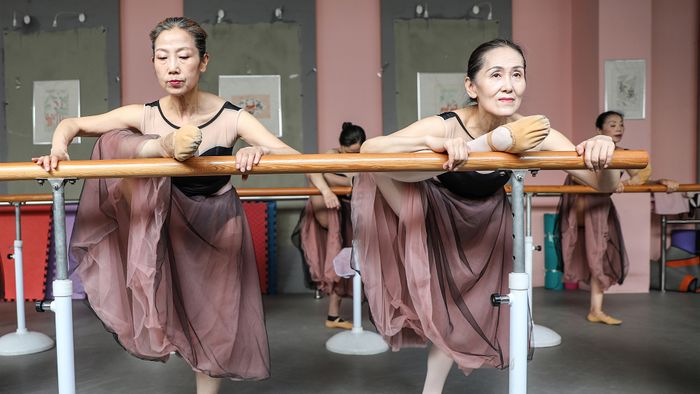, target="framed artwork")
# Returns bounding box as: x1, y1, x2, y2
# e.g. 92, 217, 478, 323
417, 72, 468, 119
219, 75, 283, 137
32, 80, 81, 145
604, 60, 646, 119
